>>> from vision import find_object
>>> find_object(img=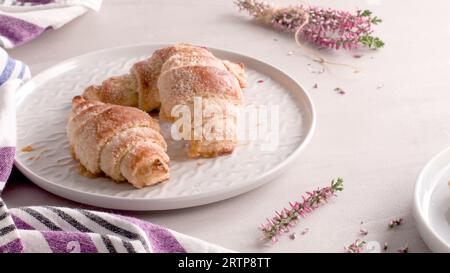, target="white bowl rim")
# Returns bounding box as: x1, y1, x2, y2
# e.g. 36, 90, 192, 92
413, 146, 450, 252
